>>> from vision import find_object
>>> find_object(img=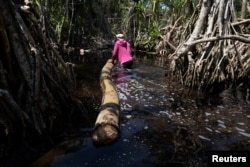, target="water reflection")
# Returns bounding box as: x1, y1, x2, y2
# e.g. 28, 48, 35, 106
112, 67, 133, 90
34, 53, 250, 167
